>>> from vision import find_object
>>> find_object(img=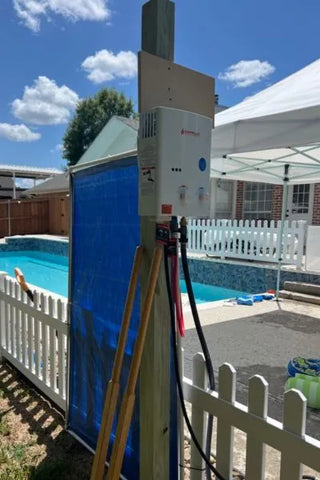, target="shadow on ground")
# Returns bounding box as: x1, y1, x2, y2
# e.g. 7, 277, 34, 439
0, 362, 94, 480
184, 308, 320, 440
